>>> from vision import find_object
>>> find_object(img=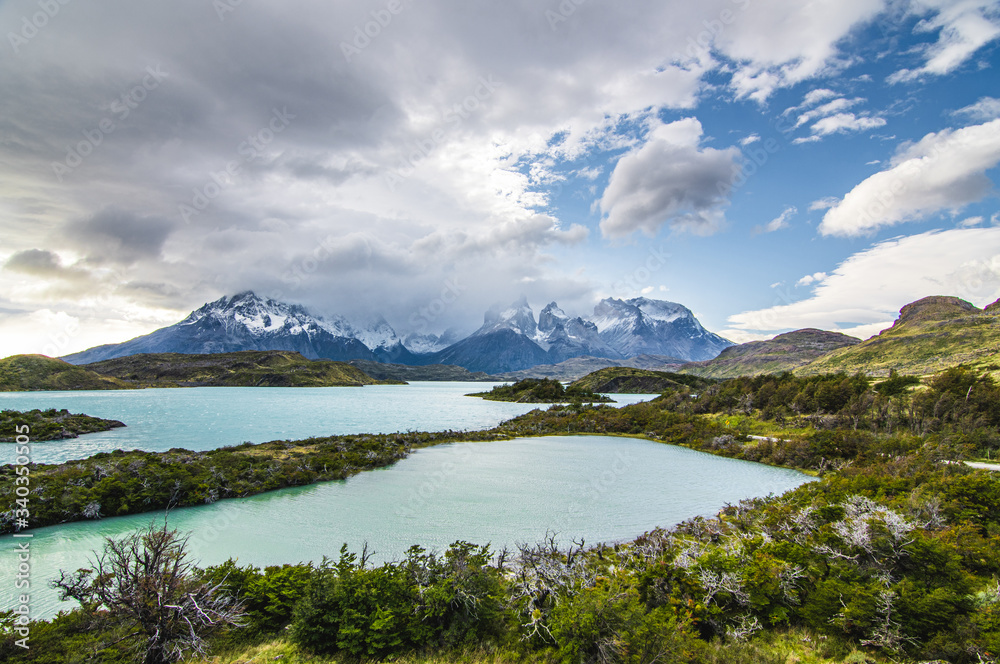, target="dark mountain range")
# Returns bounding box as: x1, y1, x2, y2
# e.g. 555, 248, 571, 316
61, 292, 732, 373
679, 329, 862, 379
62, 292, 404, 365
